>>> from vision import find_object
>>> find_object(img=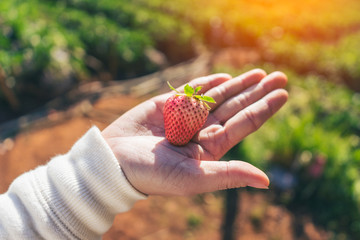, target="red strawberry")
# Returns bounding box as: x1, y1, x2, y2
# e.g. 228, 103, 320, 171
163, 82, 216, 146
